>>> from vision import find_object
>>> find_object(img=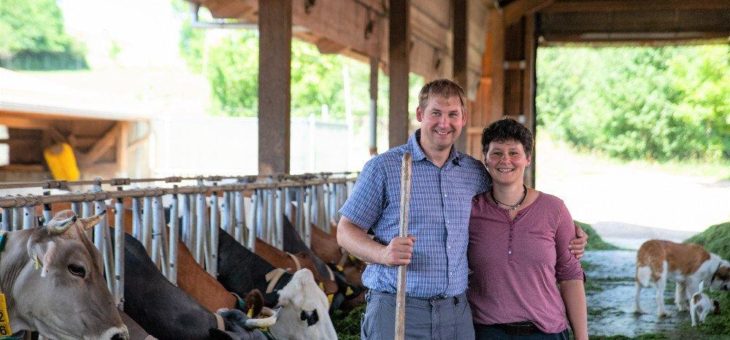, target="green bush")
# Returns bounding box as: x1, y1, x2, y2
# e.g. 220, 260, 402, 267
537, 46, 729, 162
574, 220, 620, 250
